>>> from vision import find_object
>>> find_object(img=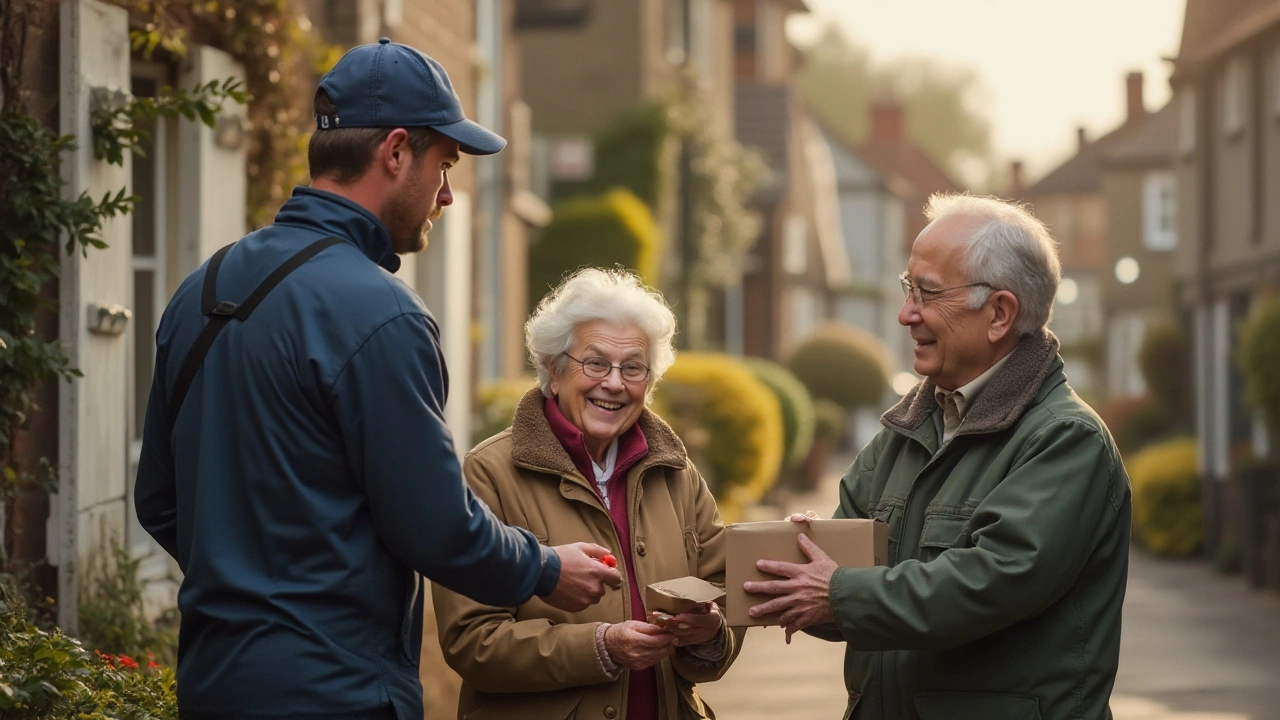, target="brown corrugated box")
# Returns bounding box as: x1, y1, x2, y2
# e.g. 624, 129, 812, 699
725, 519, 889, 627
645, 576, 726, 615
